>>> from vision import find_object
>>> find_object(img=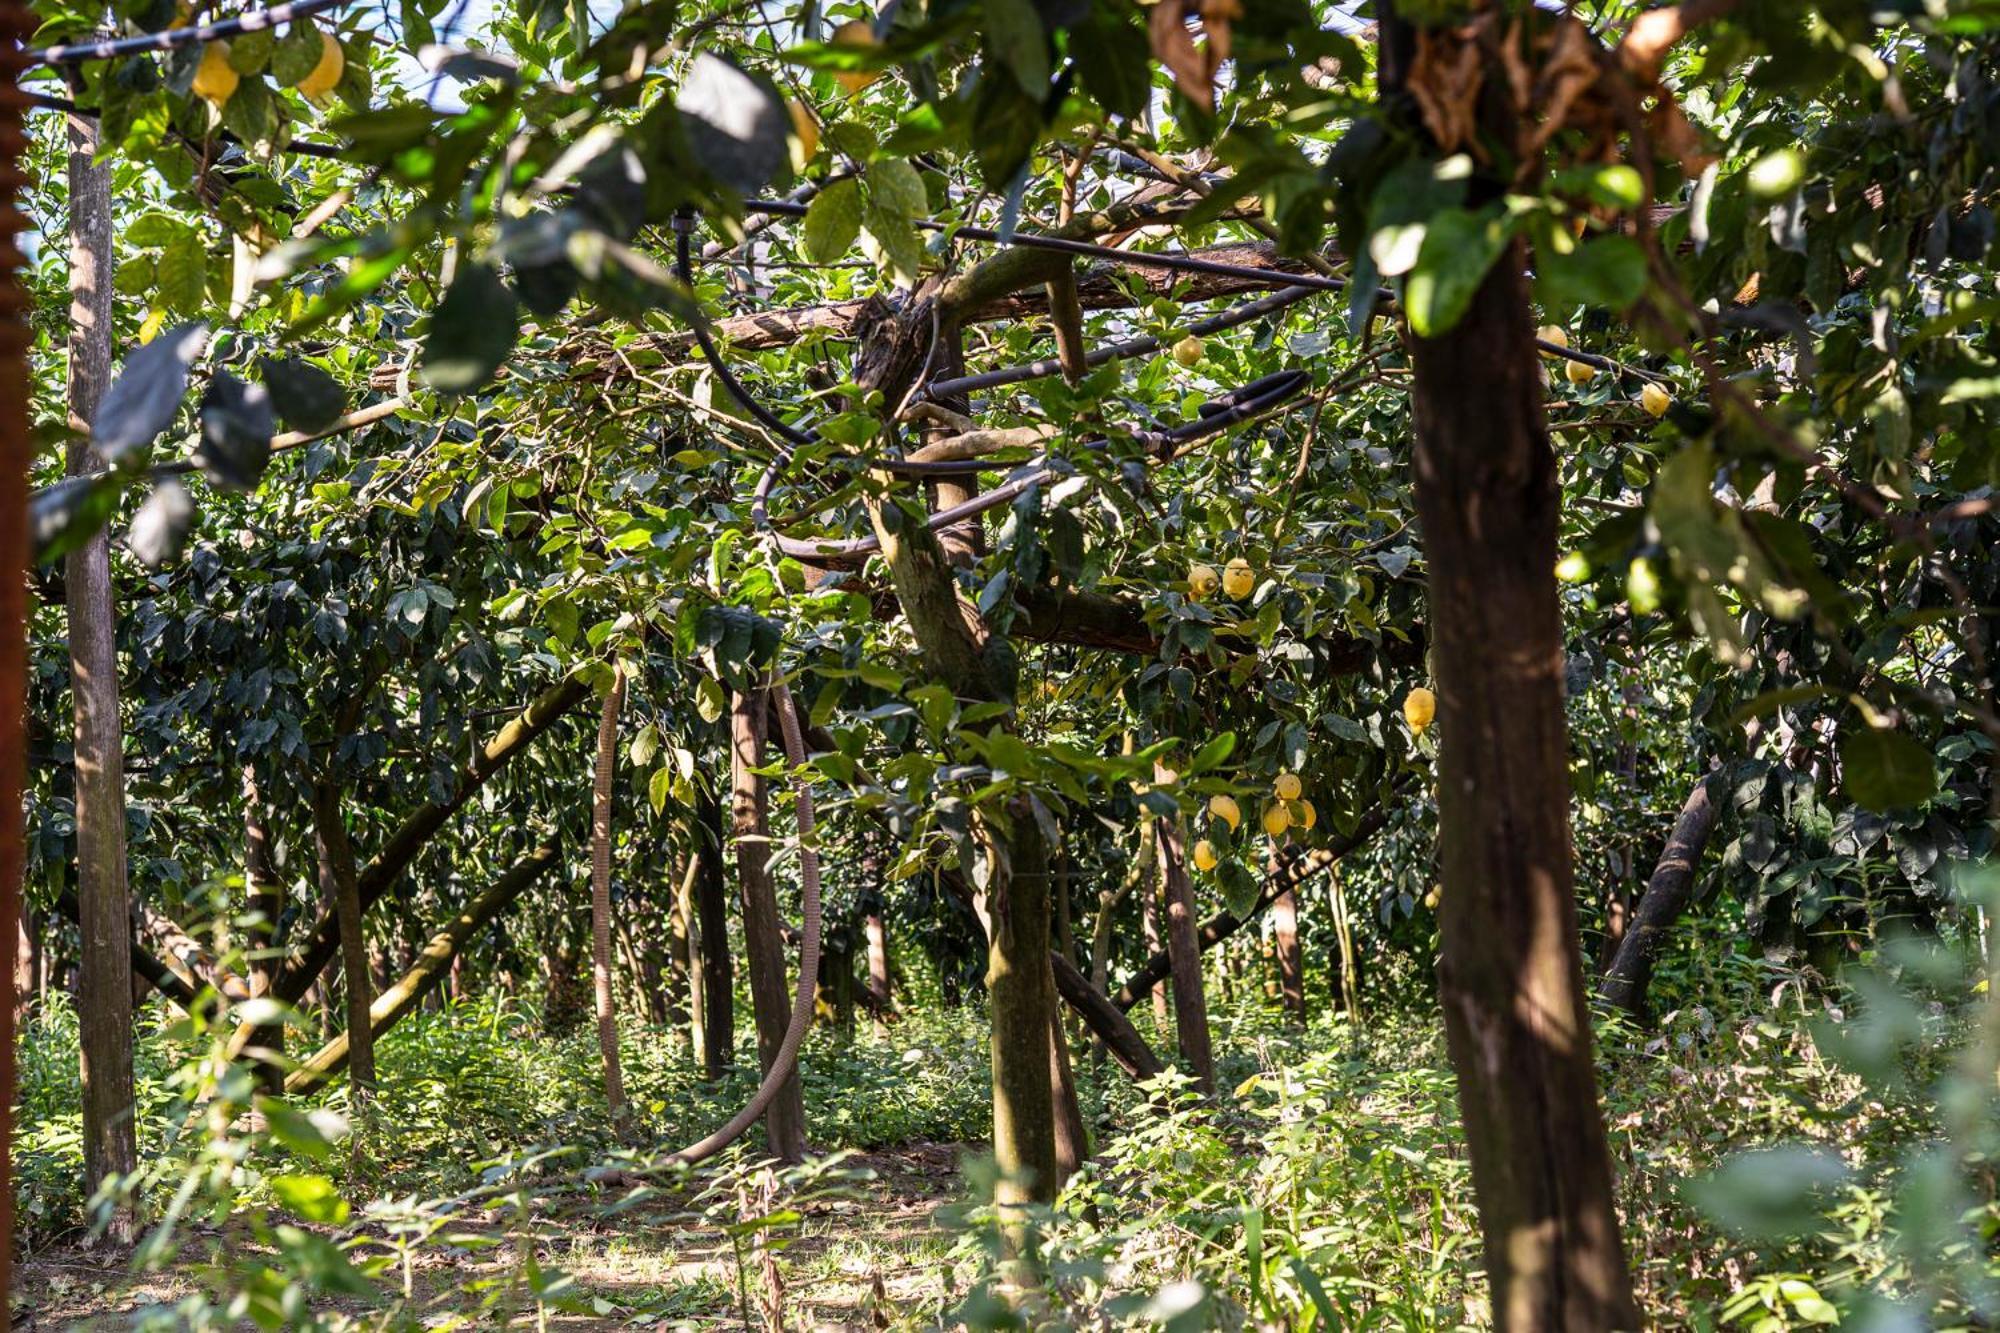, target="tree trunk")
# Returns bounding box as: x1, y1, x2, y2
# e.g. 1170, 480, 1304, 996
1154, 778, 1214, 1095
590, 670, 628, 1129
663, 848, 696, 1037
242, 767, 285, 1092
864, 900, 891, 1038
1047, 969, 1086, 1186
66, 106, 137, 1245
731, 688, 807, 1161
1599, 777, 1721, 1019
1382, 23, 1640, 1305
987, 801, 1057, 1218
695, 783, 733, 1079
311, 781, 375, 1101
1272, 884, 1304, 1021
13, 901, 32, 1030
1140, 853, 1170, 1036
